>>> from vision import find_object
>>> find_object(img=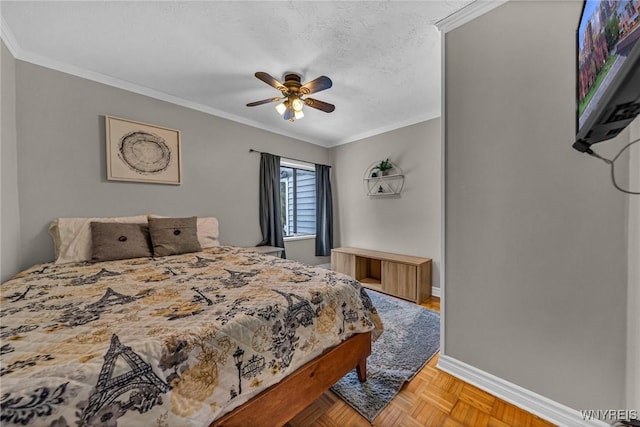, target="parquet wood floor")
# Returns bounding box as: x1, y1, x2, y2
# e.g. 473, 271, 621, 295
287, 296, 556, 427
